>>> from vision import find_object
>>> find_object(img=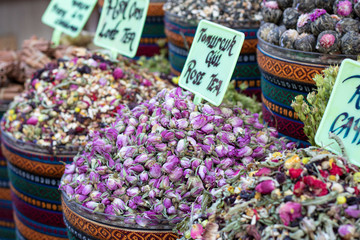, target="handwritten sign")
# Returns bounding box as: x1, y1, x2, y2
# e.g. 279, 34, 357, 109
315, 59, 360, 166
178, 20, 245, 106
94, 0, 150, 58
42, 0, 97, 40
